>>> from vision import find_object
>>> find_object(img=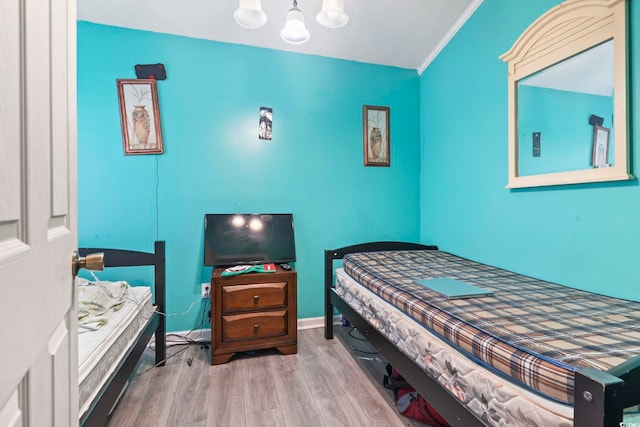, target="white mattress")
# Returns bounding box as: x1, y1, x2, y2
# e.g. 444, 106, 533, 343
78, 285, 154, 417
335, 268, 573, 427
